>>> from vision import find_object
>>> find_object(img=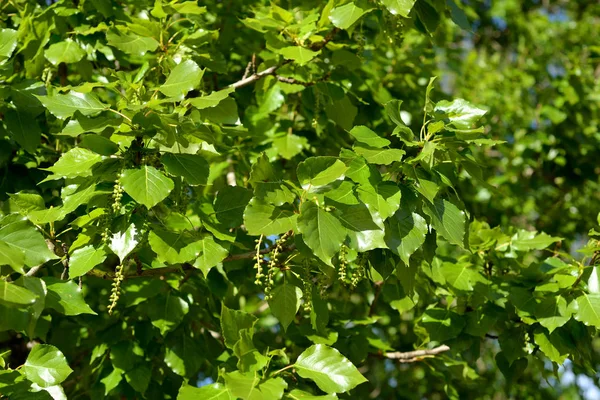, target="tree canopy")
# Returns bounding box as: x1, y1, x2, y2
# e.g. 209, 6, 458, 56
1, 0, 599, 399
